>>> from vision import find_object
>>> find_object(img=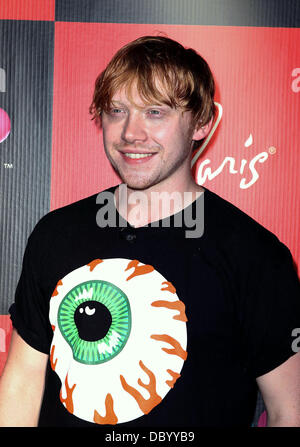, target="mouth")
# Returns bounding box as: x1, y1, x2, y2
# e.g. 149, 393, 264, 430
124, 152, 153, 159
119, 151, 157, 164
